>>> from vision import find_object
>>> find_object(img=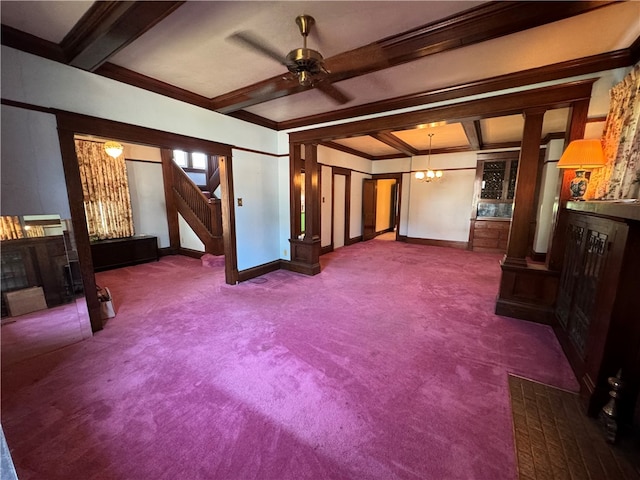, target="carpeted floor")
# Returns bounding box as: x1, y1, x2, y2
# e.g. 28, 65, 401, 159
509, 375, 639, 480
1, 240, 580, 479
